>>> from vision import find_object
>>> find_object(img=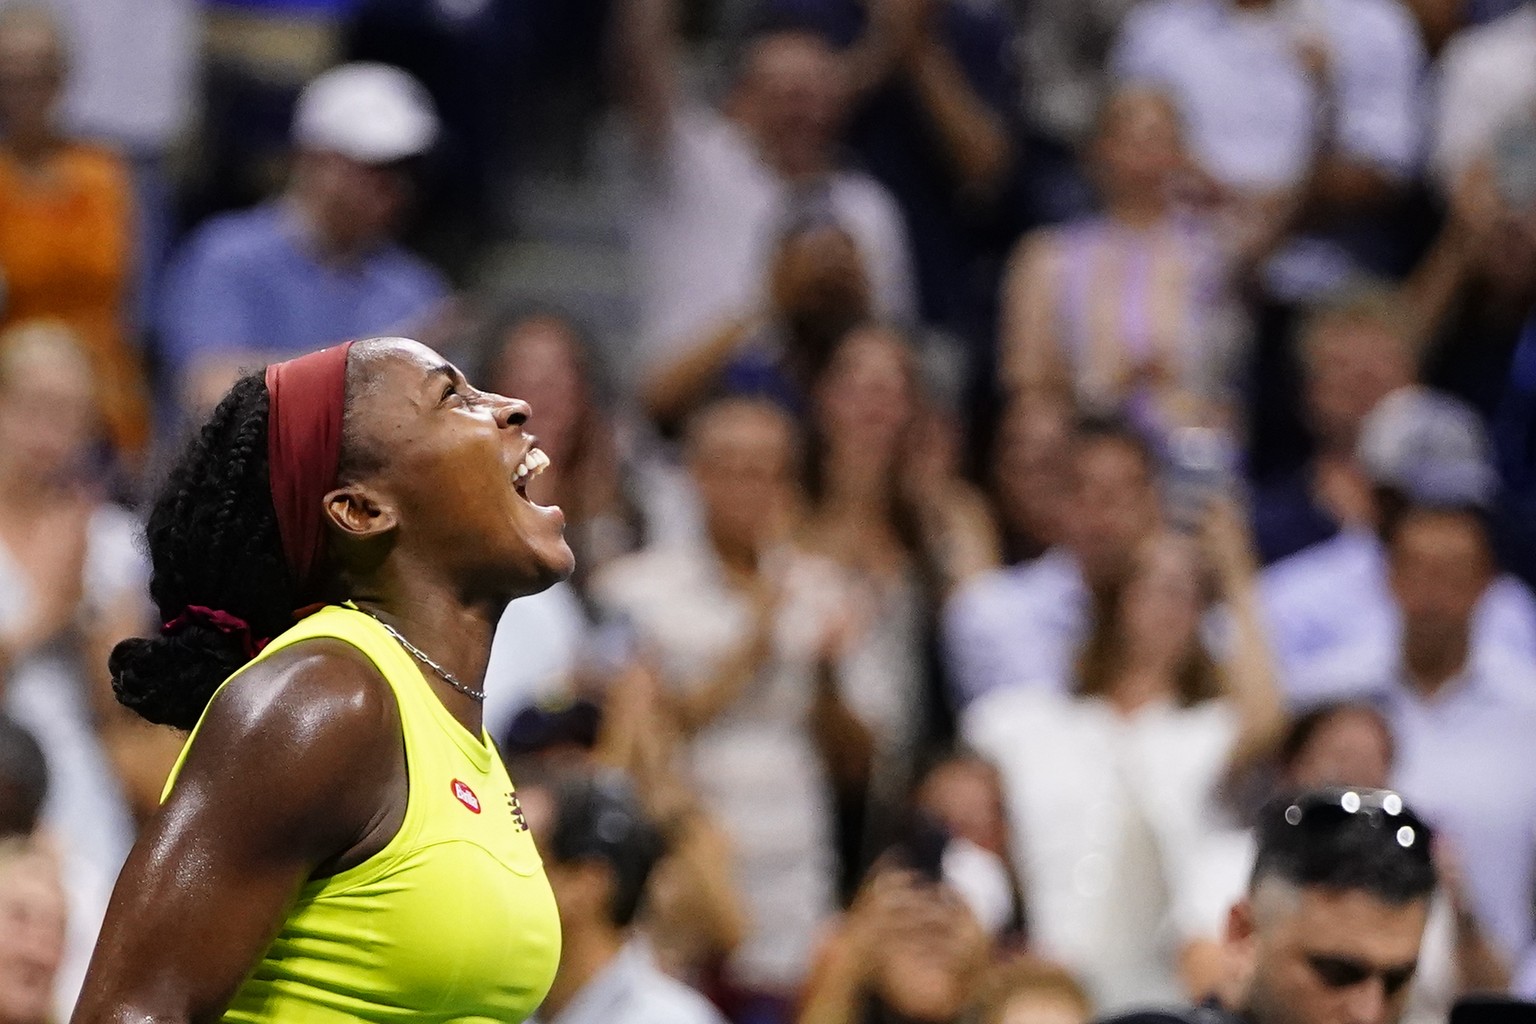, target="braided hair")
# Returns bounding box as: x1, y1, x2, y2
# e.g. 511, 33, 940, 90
110, 376, 301, 730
